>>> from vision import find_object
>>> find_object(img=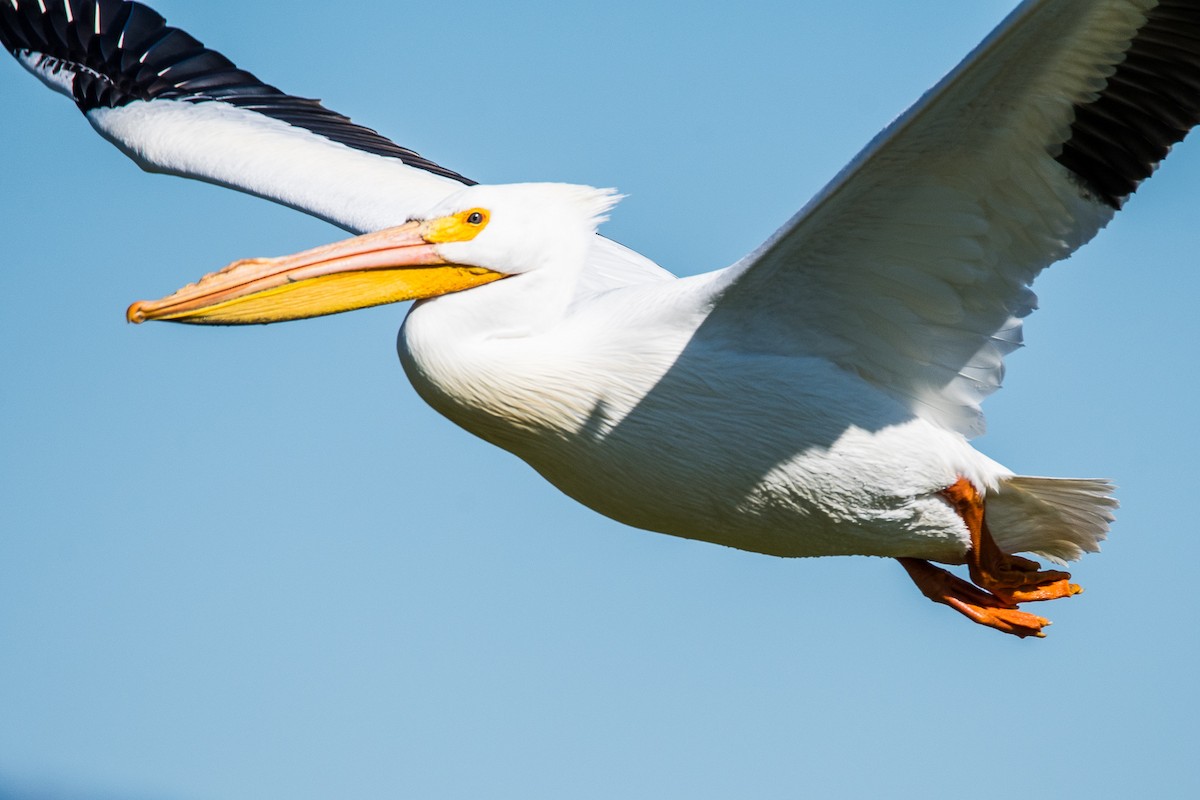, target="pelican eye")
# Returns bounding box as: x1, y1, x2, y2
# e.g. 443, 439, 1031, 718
424, 208, 490, 243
